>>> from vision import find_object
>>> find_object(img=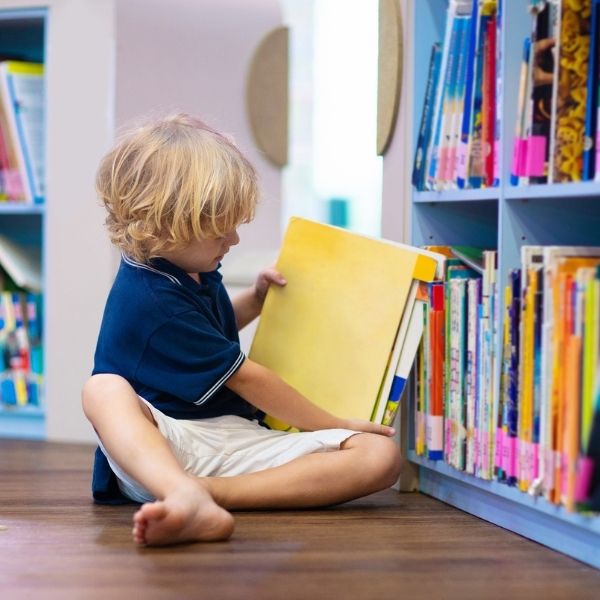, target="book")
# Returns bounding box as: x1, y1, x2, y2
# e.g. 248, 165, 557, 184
0, 61, 45, 203
413, 43, 442, 191
248, 218, 439, 431
456, 0, 480, 189
583, 0, 600, 179
552, 1, 591, 182
511, 37, 531, 186
526, 1, 555, 184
